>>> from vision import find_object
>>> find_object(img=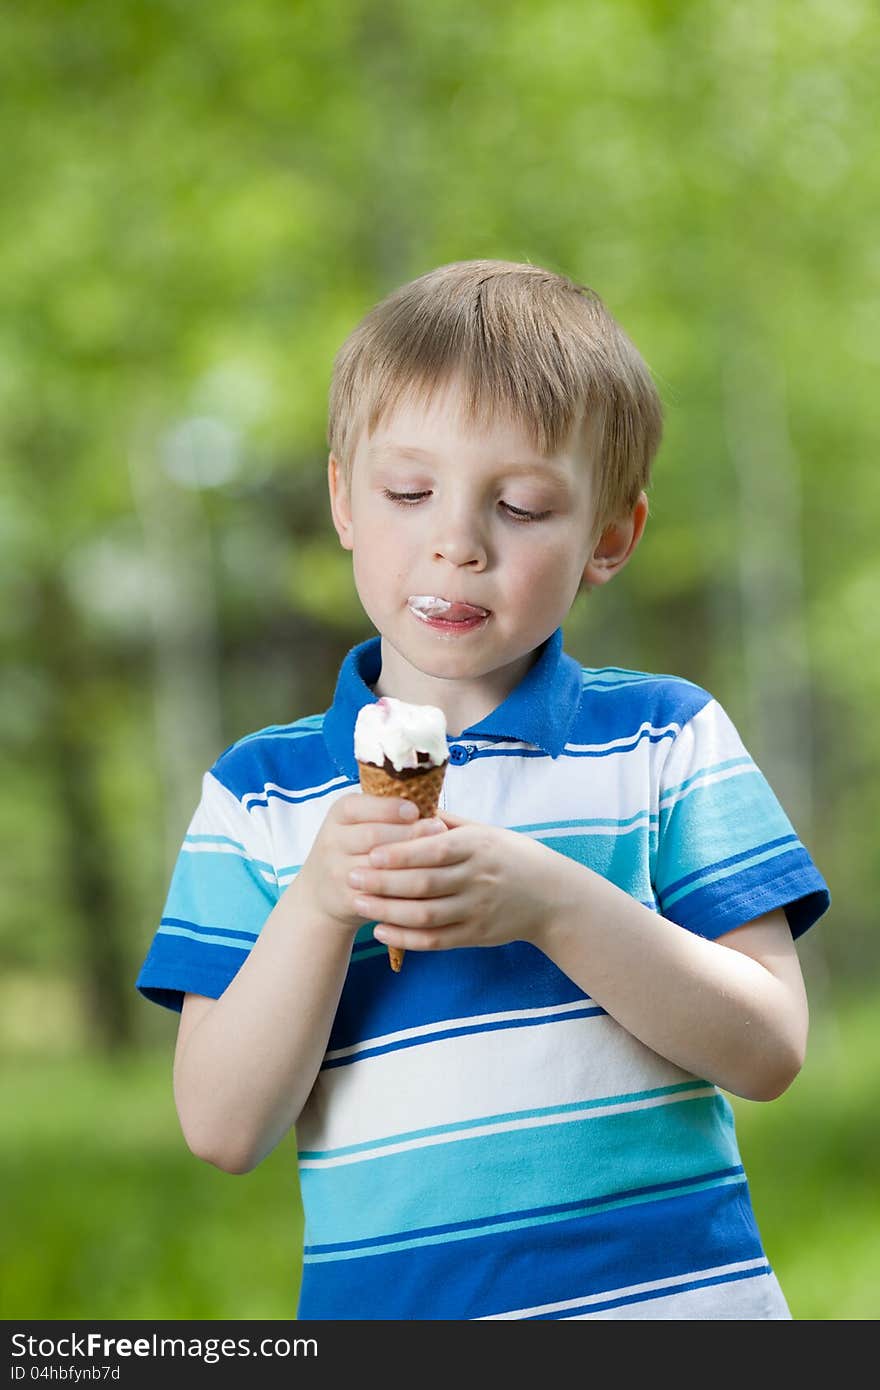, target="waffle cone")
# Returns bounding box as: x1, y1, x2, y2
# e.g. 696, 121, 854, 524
357, 758, 447, 972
